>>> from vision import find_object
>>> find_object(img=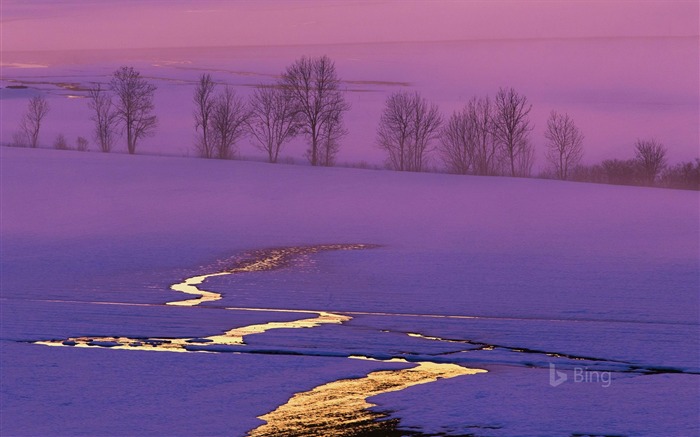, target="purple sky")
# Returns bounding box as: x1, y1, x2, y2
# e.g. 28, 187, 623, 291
2, 1, 697, 51
1, 1, 698, 164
